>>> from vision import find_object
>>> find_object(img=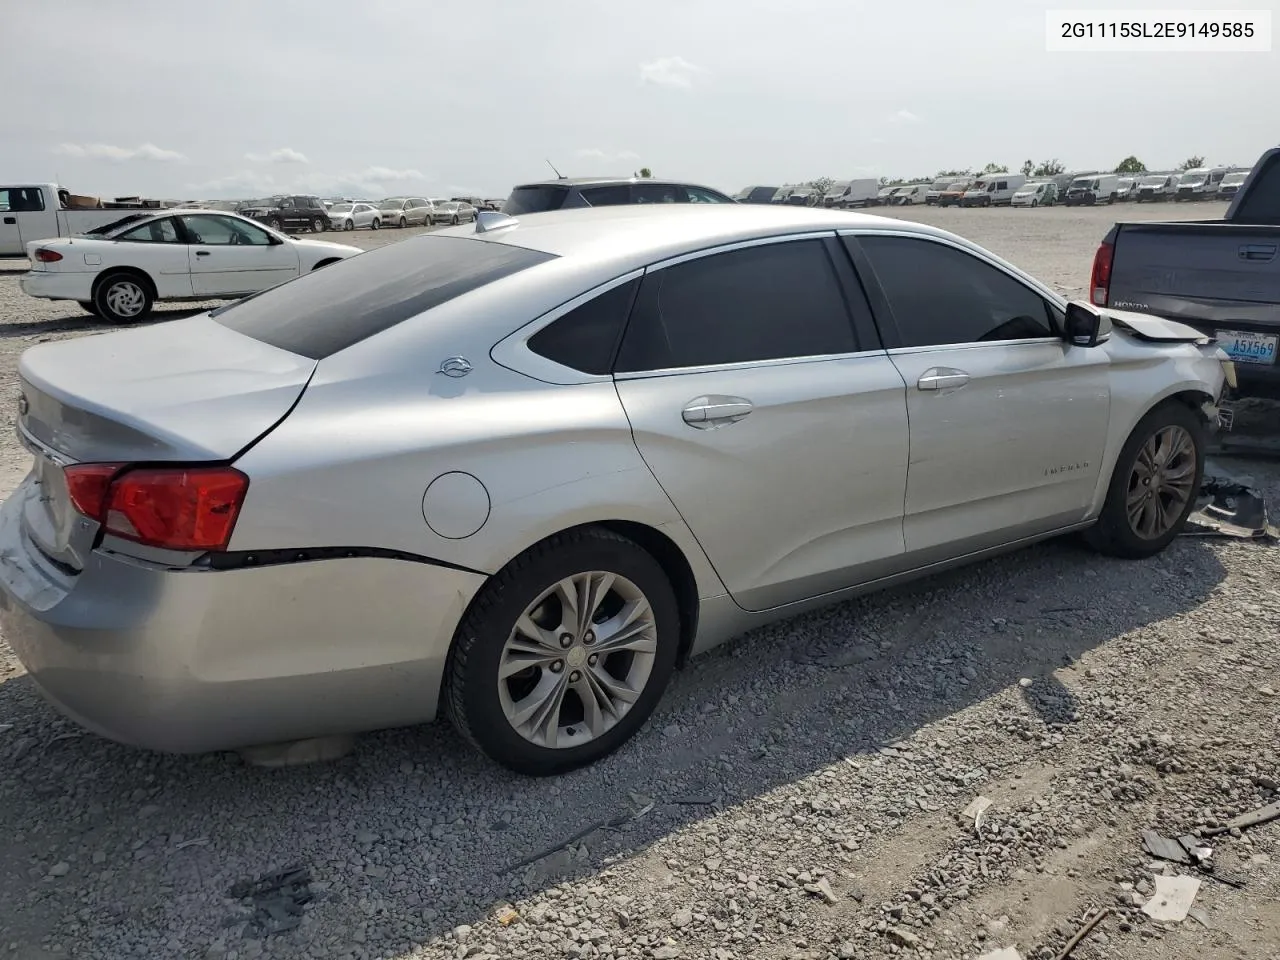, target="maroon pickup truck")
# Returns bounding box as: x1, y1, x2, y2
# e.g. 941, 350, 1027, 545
1092, 147, 1280, 397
